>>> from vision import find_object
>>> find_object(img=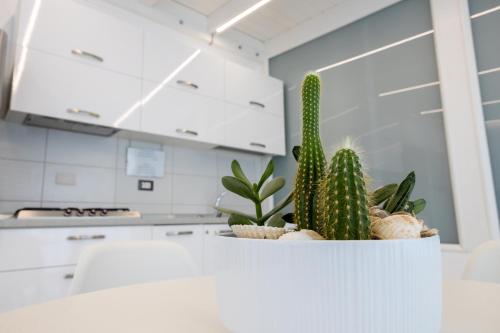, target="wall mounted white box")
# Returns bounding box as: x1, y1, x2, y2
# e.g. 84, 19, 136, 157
215, 236, 442, 333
